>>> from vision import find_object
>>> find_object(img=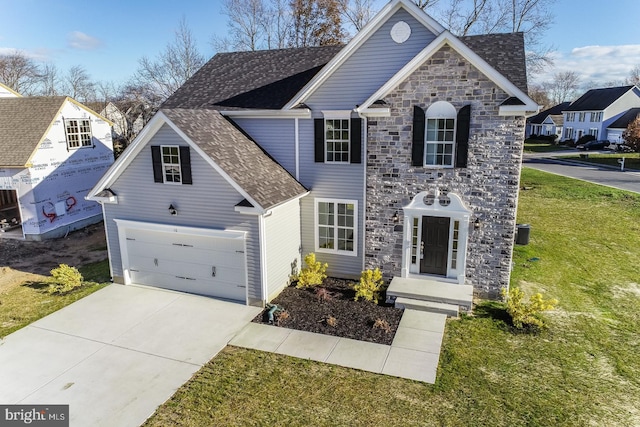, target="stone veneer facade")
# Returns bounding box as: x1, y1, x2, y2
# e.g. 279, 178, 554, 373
365, 45, 526, 299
